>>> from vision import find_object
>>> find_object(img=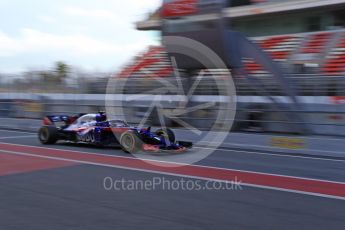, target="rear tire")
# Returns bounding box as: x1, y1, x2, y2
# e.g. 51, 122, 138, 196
38, 126, 59, 144
120, 131, 142, 153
